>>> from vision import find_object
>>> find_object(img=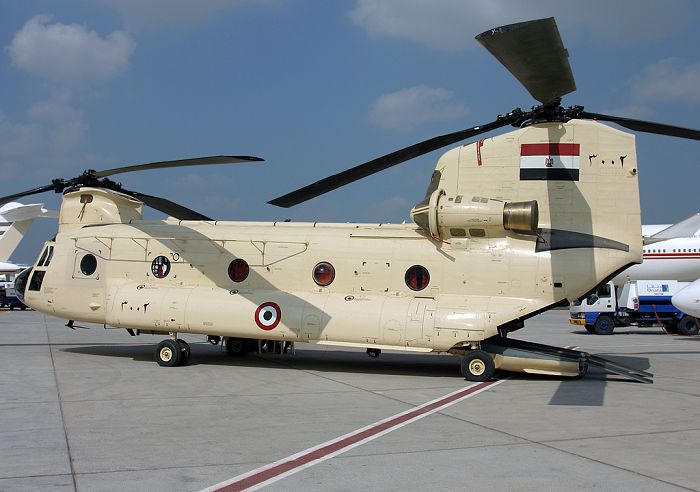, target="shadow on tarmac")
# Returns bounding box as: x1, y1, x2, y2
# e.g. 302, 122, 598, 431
63, 343, 465, 378
63, 343, 653, 397
544, 354, 652, 406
